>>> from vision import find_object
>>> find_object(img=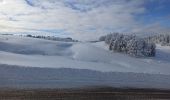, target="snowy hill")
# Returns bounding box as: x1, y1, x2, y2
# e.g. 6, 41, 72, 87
0, 34, 170, 89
